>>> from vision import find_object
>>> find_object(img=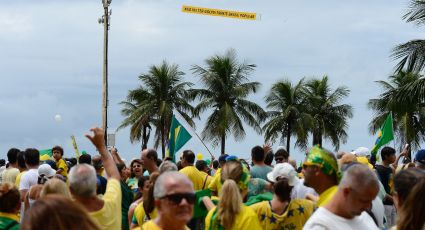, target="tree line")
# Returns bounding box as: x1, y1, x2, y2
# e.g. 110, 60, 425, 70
119, 0, 425, 158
